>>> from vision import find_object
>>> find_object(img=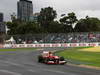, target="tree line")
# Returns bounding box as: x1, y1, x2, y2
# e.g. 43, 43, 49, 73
6, 7, 100, 35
